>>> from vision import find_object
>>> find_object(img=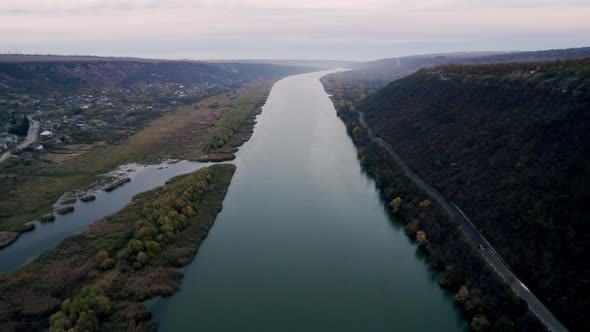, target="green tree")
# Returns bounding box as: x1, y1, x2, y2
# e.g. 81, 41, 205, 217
75, 311, 98, 332
492, 316, 515, 332
49, 311, 70, 332
128, 239, 144, 254
8, 115, 30, 136
145, 241, 162, 257
136, 251, 149, 266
